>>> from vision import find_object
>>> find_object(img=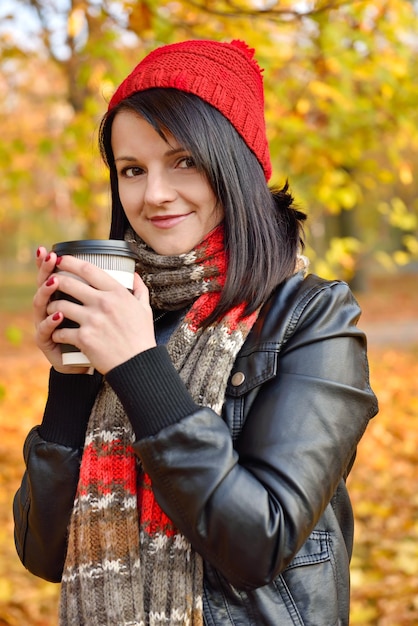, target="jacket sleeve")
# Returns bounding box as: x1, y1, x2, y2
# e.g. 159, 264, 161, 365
108, 277, 378, 590
13, 368, 102, 582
